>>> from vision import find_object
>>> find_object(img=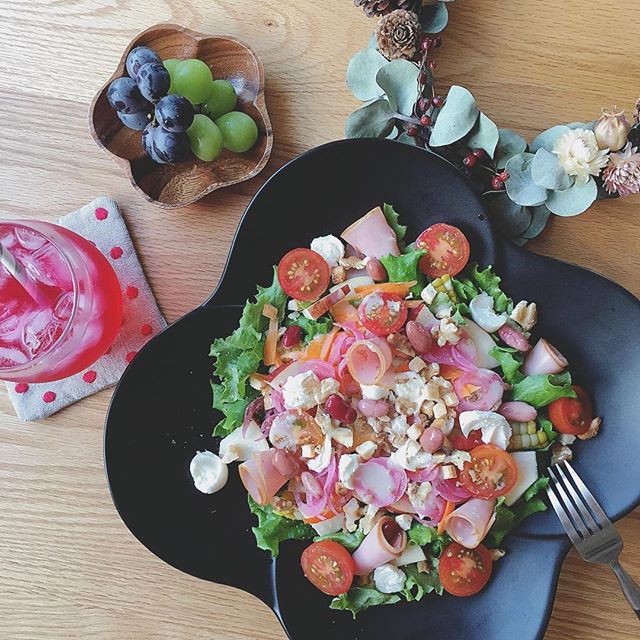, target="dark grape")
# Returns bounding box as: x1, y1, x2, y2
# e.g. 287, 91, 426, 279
152, 127, 191, 164
107, 77, 148, 114
142, 123, 161, 162
126, 46, 161, 80
155, 94, 195, 132
118, 110, 151, 131
136, 62, 171, 103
